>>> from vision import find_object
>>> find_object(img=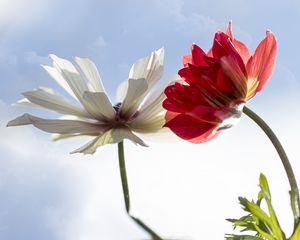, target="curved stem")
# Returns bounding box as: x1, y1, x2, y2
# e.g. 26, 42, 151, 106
117, 141, 163, 240
243, 106, 300, 222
